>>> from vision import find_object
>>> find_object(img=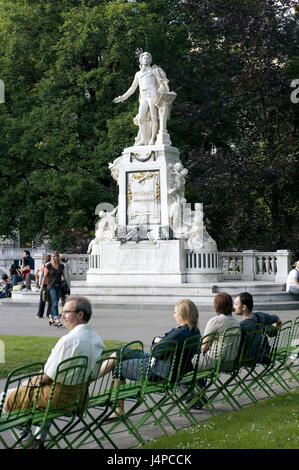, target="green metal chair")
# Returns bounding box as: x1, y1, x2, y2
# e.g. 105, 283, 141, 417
87, 341, 146, 449
182, 329, 241, 416
31, 355, 89, 449
261, 321, 295, 393
263, 319, 299, 391
235, 324, 282, 402
53, 348, 122, 449
131, 339, 179, 440
0, 362, 45, 449
147, 334, 202, 430
204, 326, 243, 412
282, 316, 299, 386
224, 324, 266, 407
